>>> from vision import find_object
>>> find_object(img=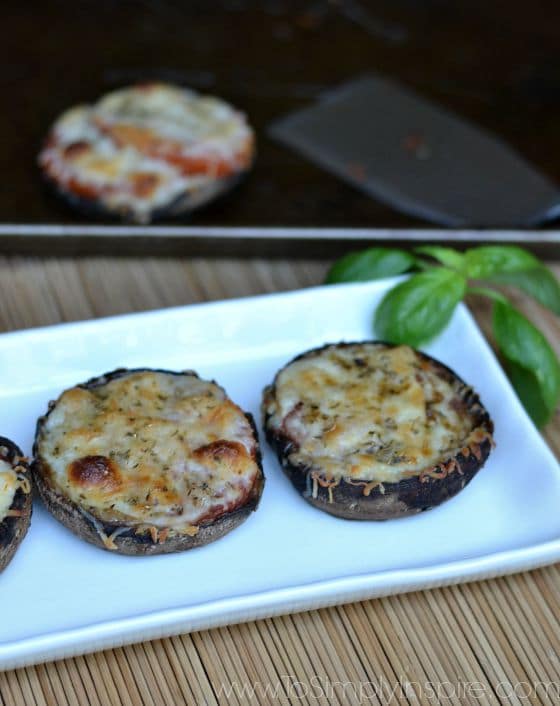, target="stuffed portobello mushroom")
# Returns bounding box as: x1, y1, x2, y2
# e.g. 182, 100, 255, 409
33, 369, 264, 555
263, 342, 494, 520
0, 437, 32, 572
38, 83, 255, 223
